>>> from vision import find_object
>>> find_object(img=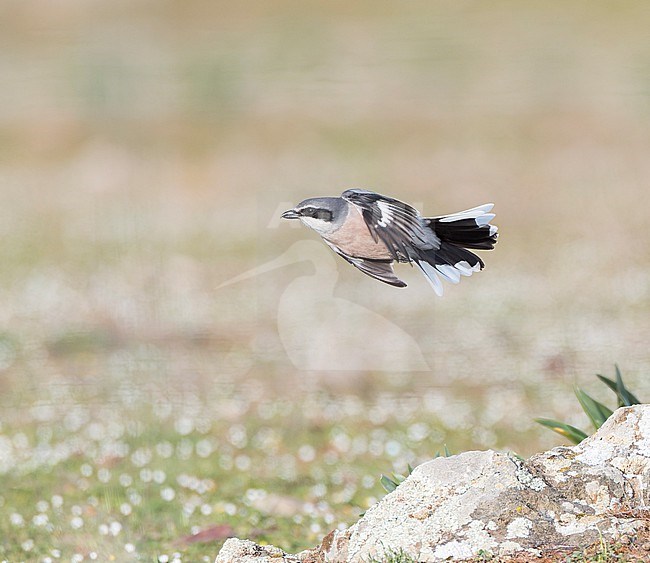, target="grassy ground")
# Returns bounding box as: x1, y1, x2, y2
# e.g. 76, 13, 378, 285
1, 1, 650, 560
